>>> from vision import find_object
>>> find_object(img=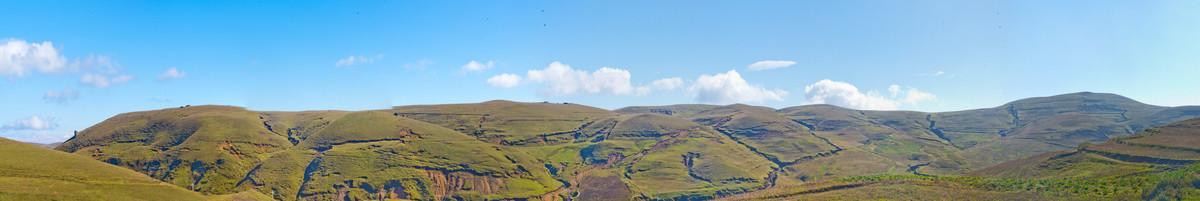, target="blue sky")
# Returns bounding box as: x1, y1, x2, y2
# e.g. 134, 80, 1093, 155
3, 1, 1199, 143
